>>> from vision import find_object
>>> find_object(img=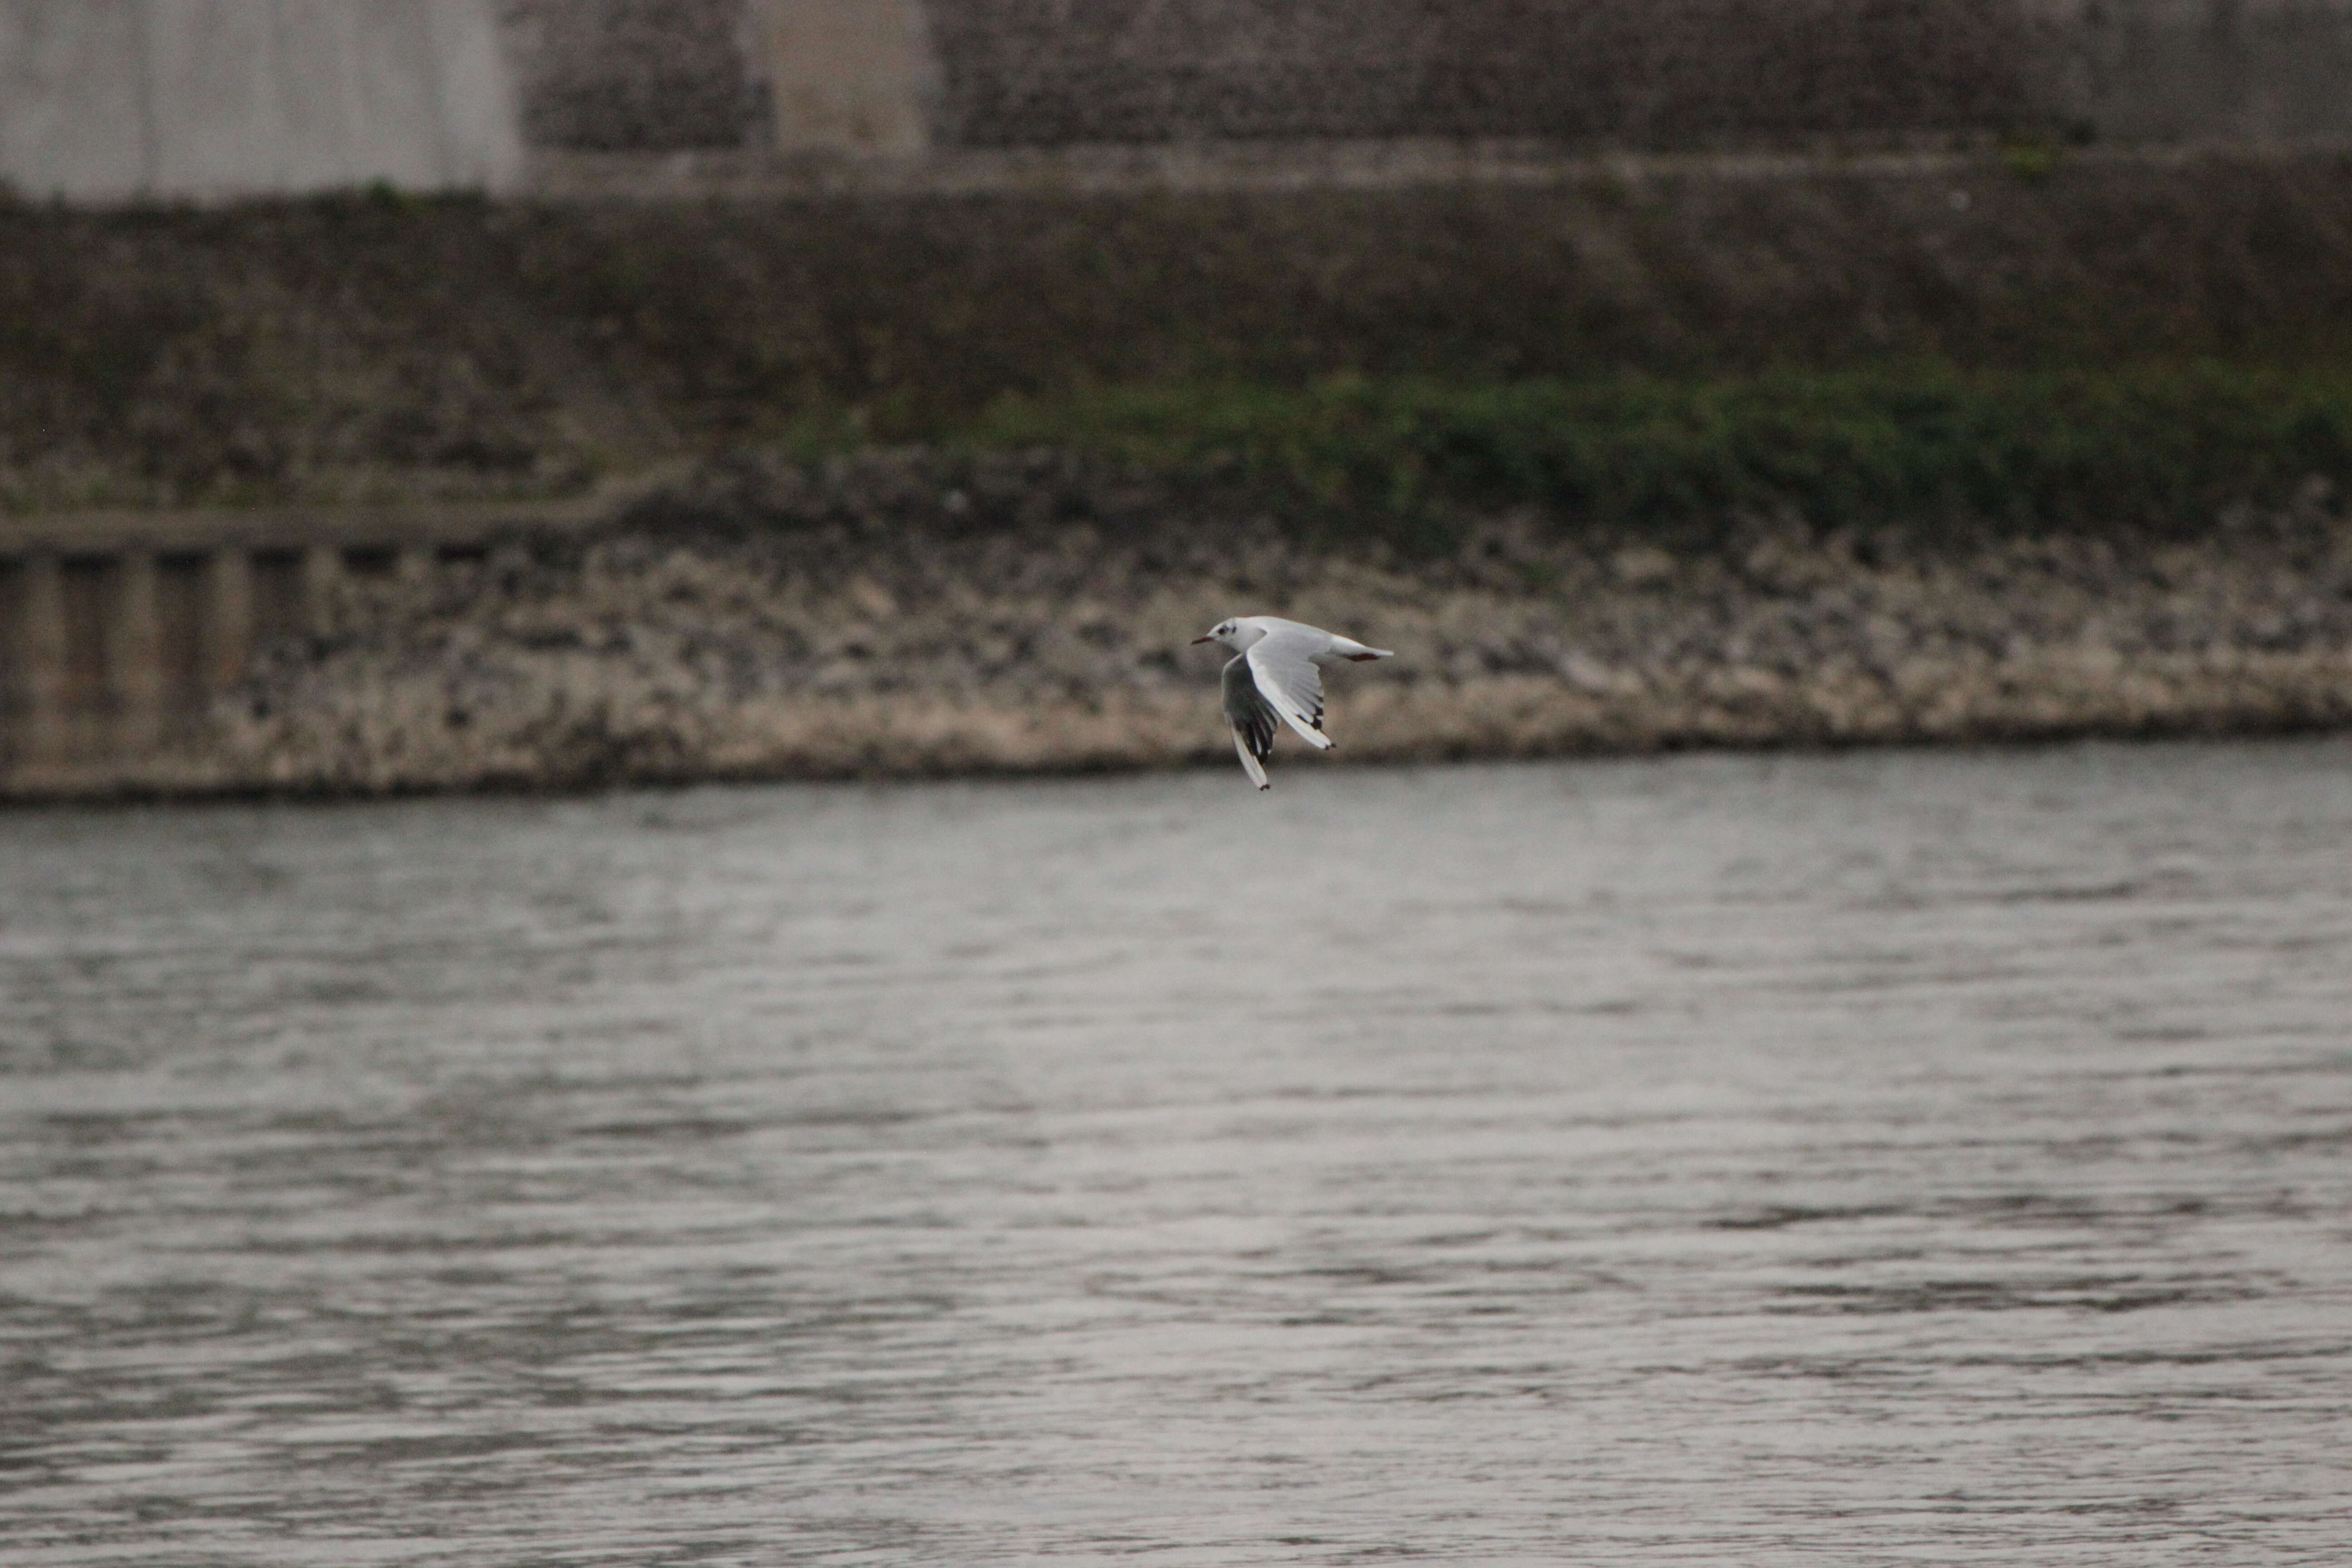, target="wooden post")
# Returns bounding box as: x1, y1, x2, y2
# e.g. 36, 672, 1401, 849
303, 545, 340, 637
15, 552, 68, 767
208, 547, 253, 689
113, 549, 164, 754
